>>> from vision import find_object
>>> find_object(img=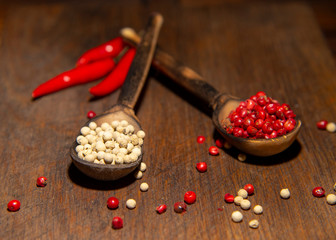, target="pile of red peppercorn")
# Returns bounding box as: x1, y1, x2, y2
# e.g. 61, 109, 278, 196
224, 91, 297, 139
